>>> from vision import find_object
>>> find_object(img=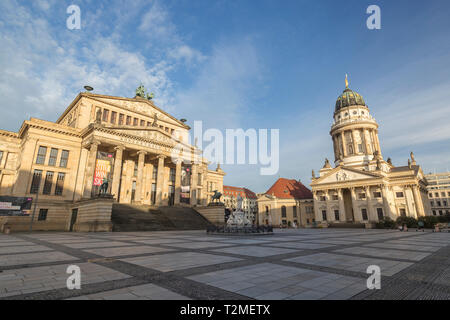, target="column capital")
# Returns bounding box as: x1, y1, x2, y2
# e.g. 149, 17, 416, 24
156, 154, 166, 160
137, 150, 148, 156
